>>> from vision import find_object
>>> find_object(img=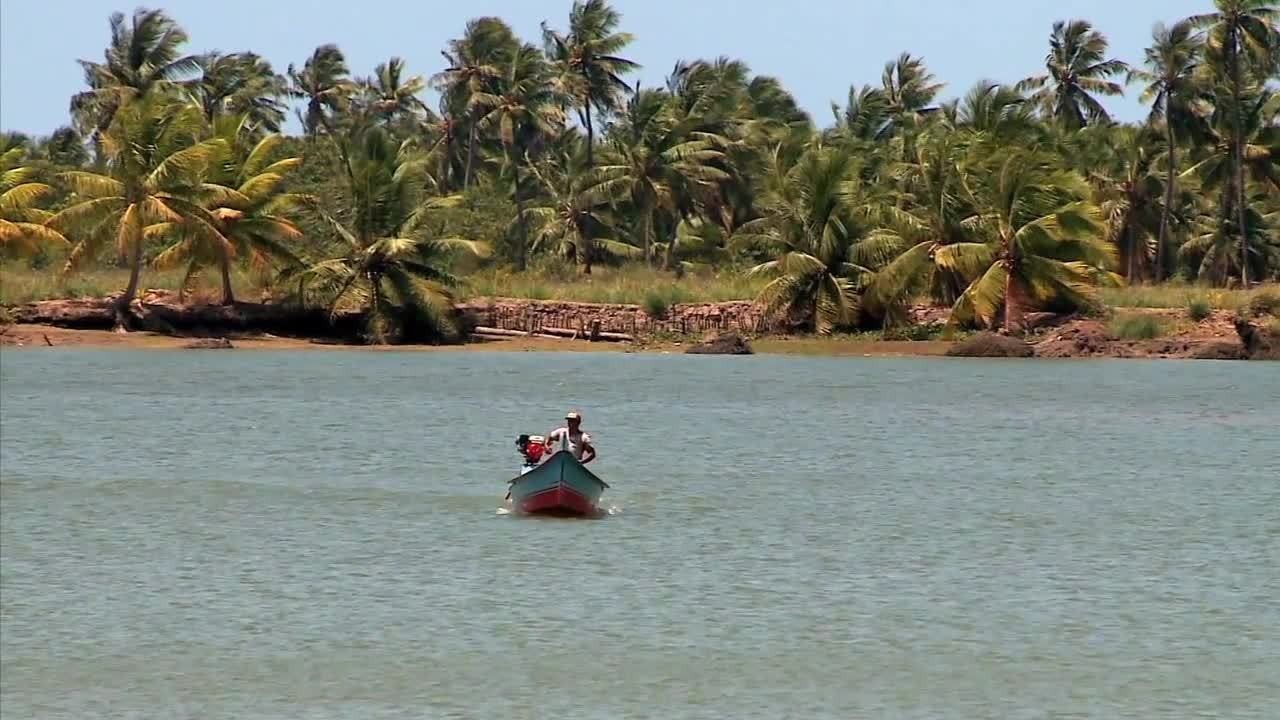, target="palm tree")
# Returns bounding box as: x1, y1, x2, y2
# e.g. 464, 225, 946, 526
731, 143, 874, 334
584, 88, 729, 266
360, 57, 429, 127
189, 51, 288, 134
1087, 126, 1165, 282
287, 44, 354, 140
0, 143, 68, 256
48, 96, 230, 327
70, 8, 200, 163
150, 115, 307, 304
523, 151, 634, 273
1190, 0, 1279, 286
1182, 87, 1280, 283
297, 126, 487, 343
471, 44, 566, 270
1019, 19, 1129, 129
432, 18, 518, 188
942, 146, 1119, 333
865, 127, 981, 315
1129, 21, 1207, 280
542, 0, 640, 166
